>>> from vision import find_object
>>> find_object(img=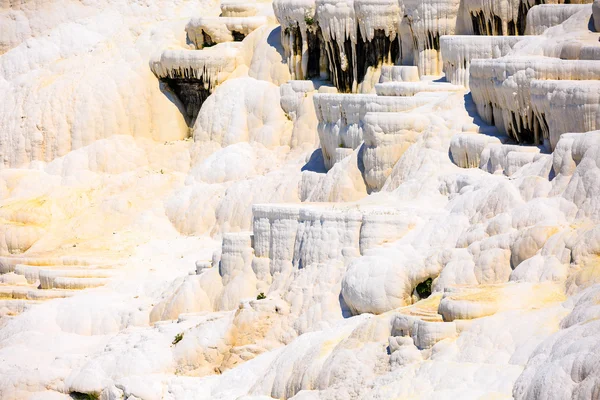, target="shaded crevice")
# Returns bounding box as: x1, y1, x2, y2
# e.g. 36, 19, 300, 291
231, 30, 246, 41
324, 29, 399, 92
202, 32, 216, 47
508, 111, 546, 145
162, 78, 212, 123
